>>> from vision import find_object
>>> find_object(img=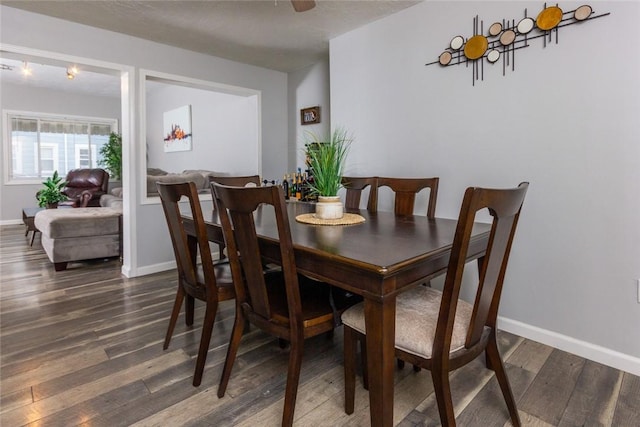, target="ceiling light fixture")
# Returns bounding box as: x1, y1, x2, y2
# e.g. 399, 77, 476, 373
66, 66, 78, 80
22, 61, 32, 76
